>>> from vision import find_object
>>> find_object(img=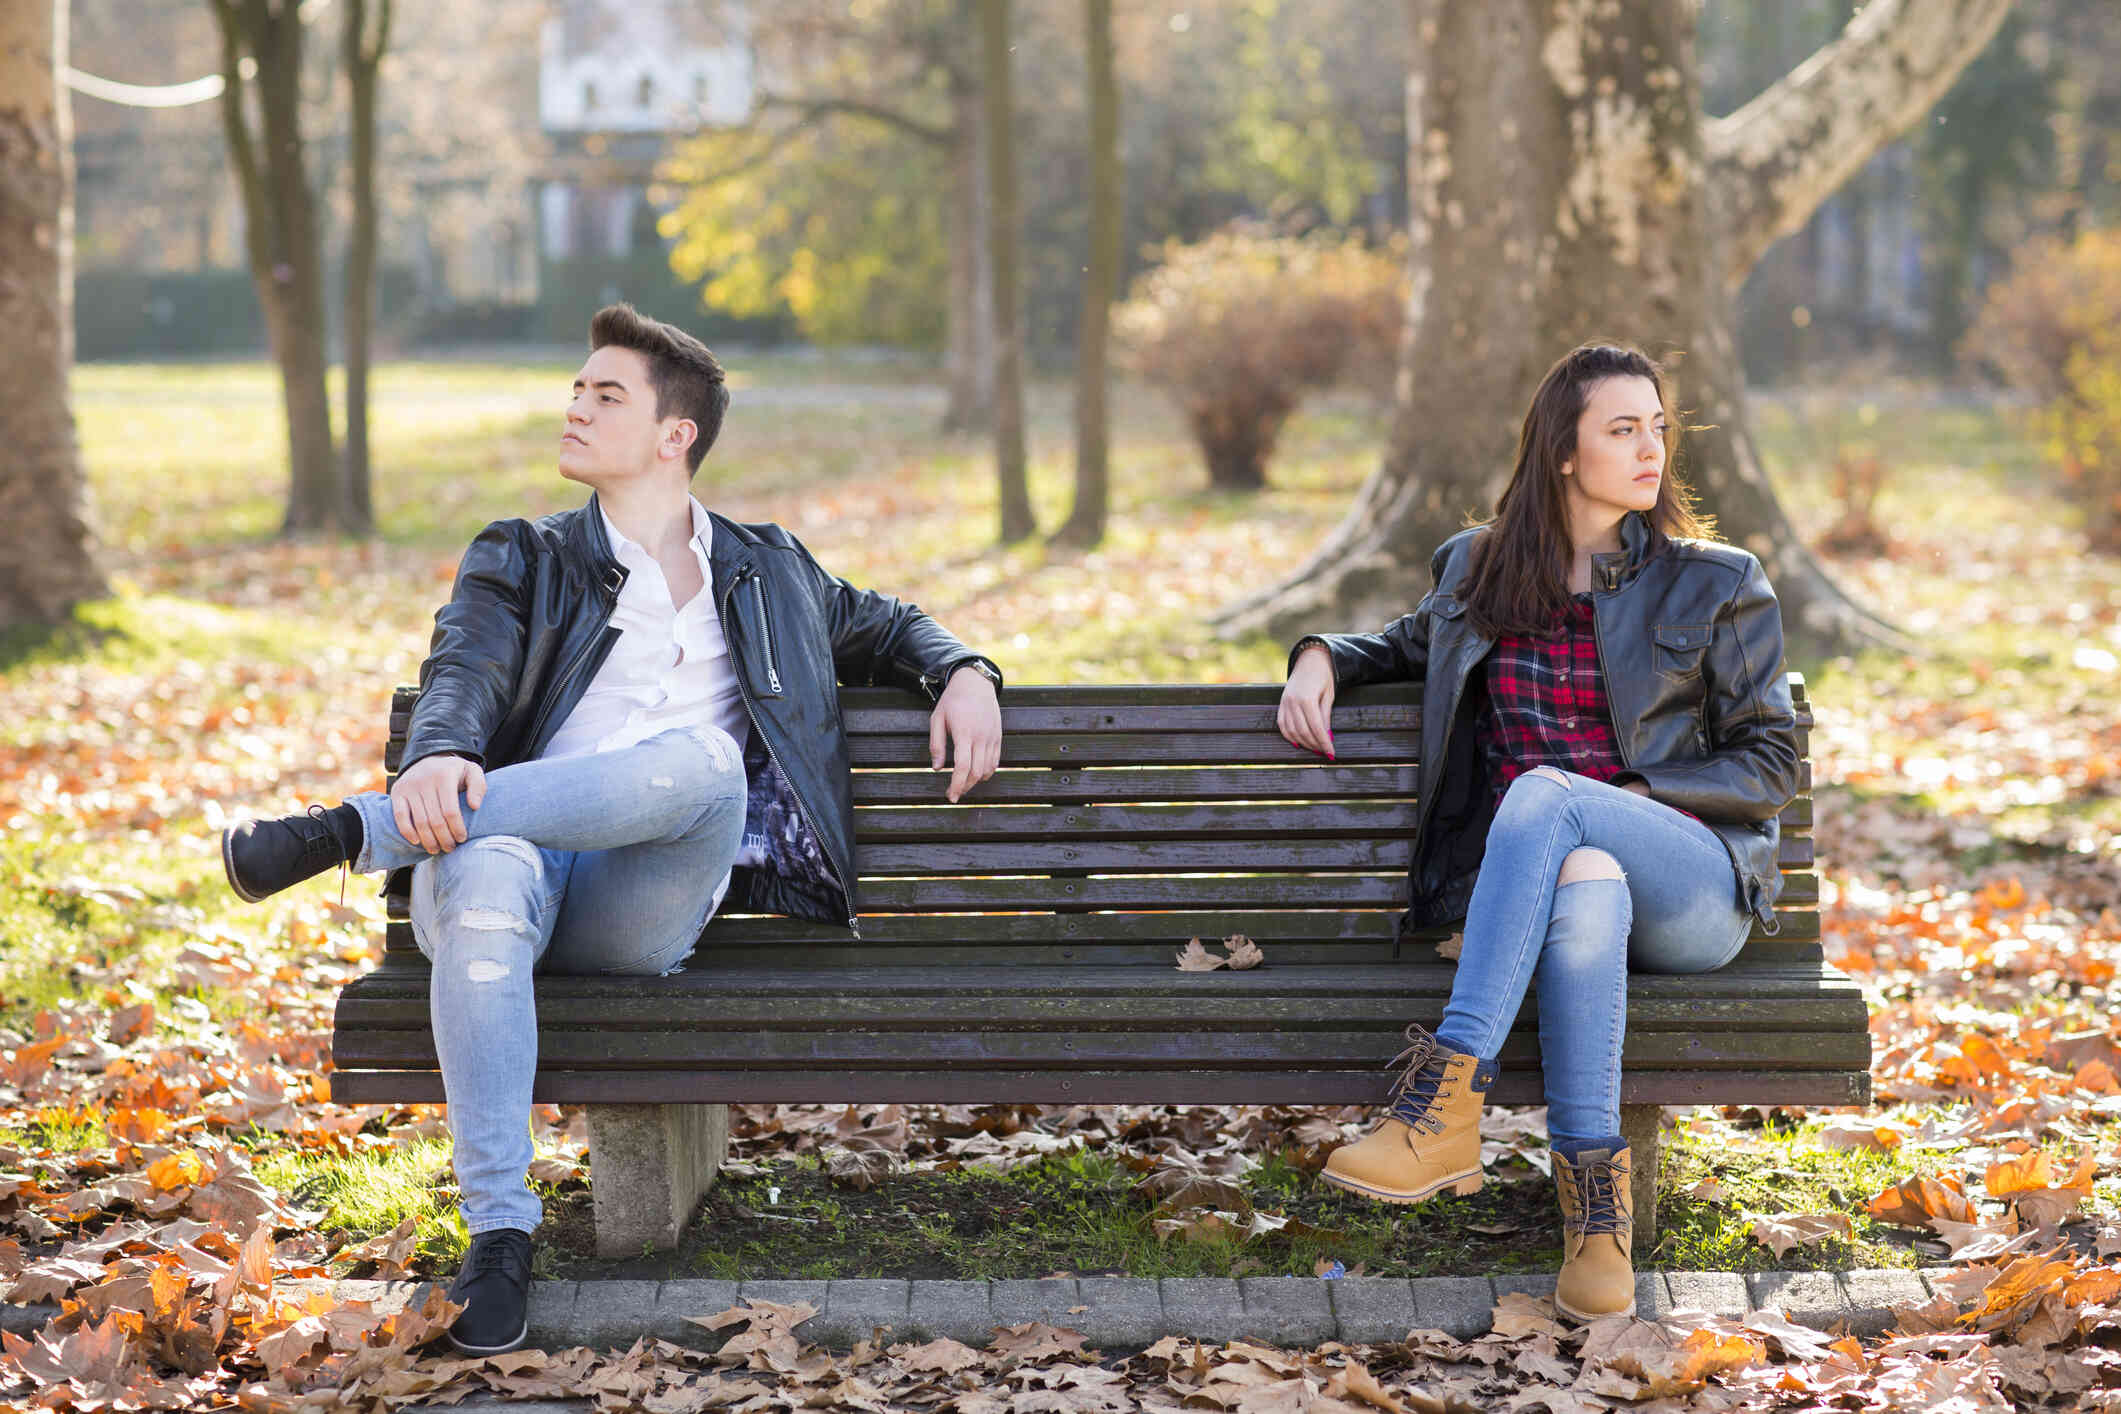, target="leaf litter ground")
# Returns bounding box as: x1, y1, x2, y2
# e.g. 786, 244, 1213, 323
3, 368, 2121, 1408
